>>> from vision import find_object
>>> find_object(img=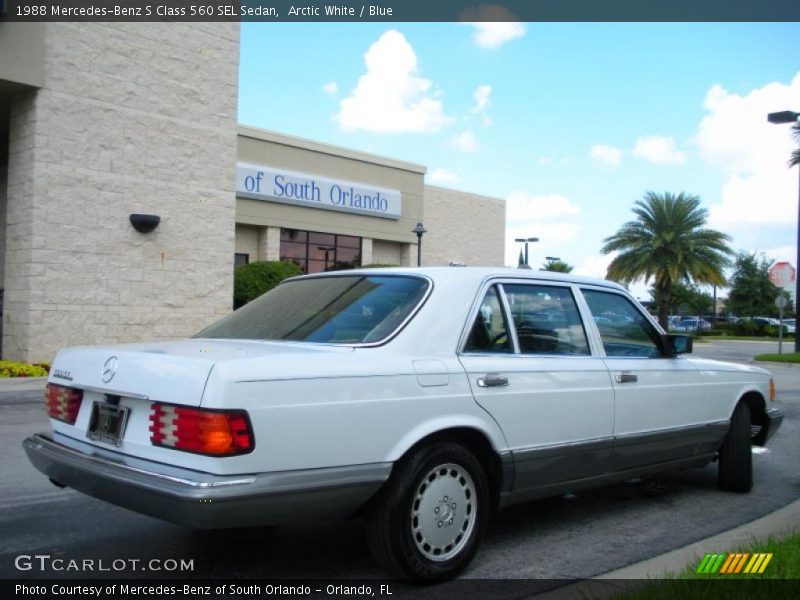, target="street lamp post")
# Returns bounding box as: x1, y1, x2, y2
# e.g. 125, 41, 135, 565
412, 222, 427, 267
768, 109, 800, 352
514, 237, 539, 268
